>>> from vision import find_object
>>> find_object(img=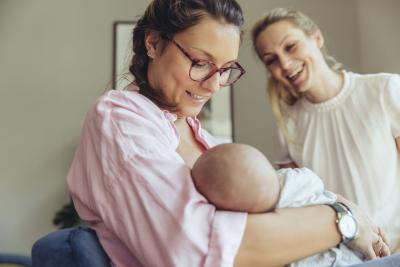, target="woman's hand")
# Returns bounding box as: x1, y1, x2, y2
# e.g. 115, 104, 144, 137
377, 226, 391, 257
393, 242, 400, 254
373, 233, 391, 257
337, 195, 390, 259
